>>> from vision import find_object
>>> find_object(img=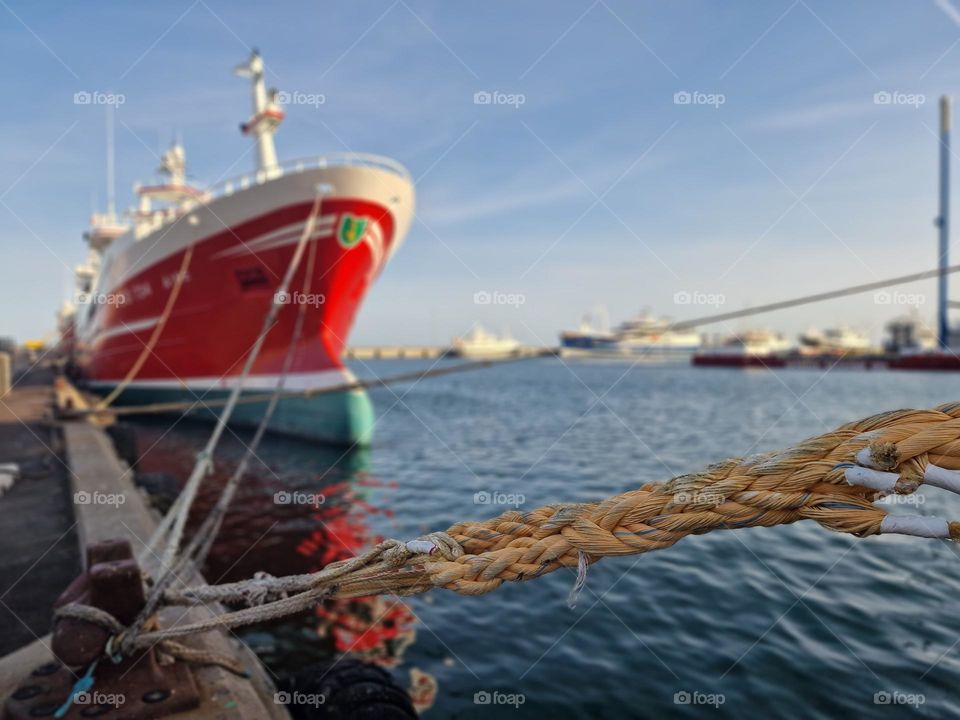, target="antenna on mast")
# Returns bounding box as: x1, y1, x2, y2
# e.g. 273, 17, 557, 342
106, 103, 116, 221
234, 49, 284, 176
